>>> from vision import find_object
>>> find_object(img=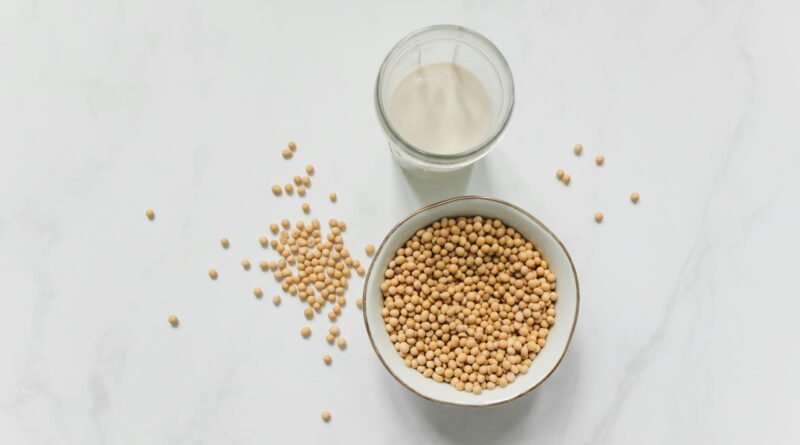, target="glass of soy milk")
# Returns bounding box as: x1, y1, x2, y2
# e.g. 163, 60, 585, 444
376, 25, 514, 174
